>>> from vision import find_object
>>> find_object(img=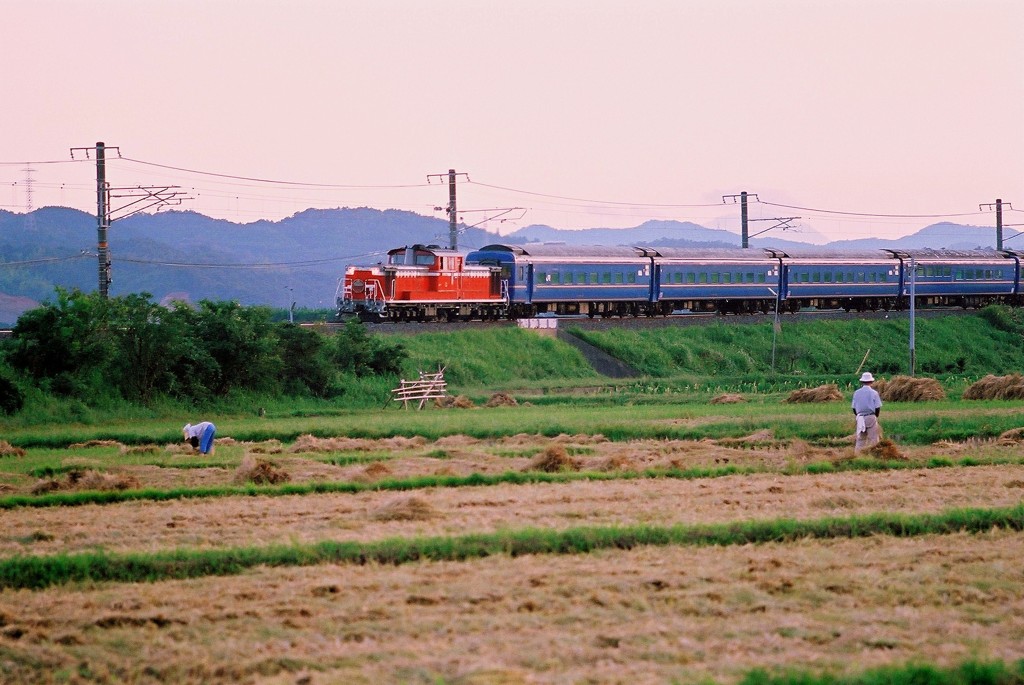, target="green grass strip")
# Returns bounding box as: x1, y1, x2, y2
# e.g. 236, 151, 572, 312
736, 658, 1024, 685
2, 504, 1022, 590
4, 455, 1023, 510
